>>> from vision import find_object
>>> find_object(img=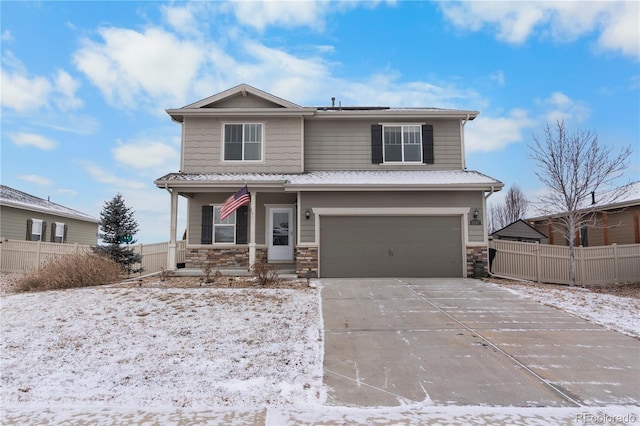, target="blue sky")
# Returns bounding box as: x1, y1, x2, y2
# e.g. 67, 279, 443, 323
2, 1, 638, 243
